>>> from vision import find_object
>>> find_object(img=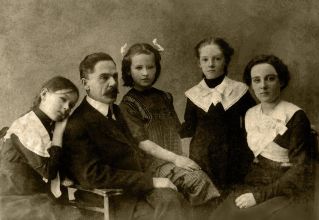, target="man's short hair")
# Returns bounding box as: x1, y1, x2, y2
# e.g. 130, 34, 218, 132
79, 52, 115, 79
